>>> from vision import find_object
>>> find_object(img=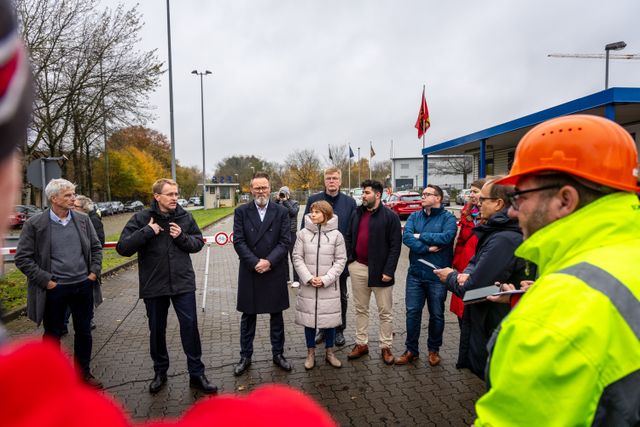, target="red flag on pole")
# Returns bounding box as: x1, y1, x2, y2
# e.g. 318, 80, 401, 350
415, 87, 430, 139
